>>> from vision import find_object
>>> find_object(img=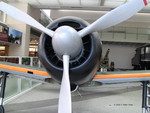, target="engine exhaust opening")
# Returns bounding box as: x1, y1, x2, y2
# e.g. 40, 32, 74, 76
71, 84, 79, 93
